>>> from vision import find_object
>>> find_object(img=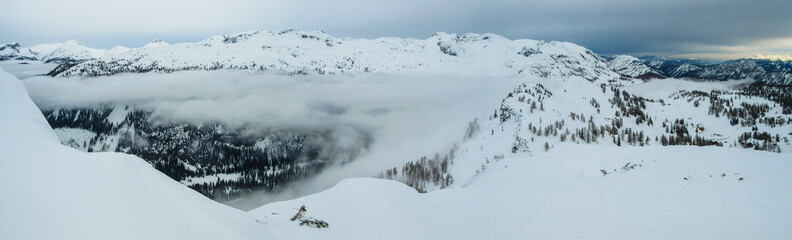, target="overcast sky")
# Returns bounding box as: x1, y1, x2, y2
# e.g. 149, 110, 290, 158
1, 0, 790, 59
